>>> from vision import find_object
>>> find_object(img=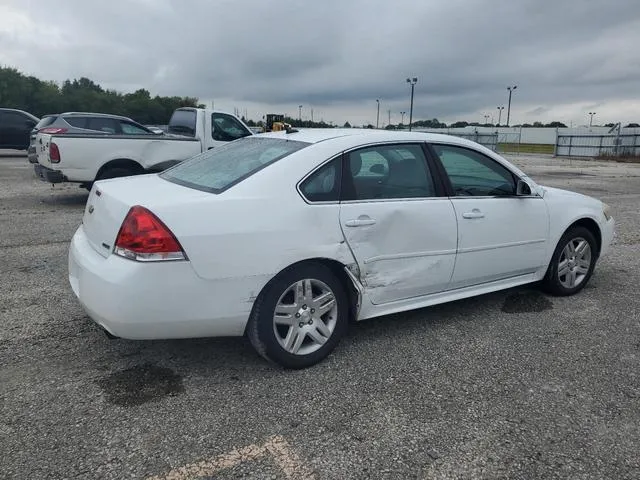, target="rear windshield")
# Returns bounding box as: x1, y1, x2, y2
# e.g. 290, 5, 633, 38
168, 109, 197, 137
35, 116, 57, 129
160, 137, 309, 193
